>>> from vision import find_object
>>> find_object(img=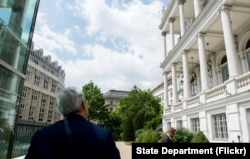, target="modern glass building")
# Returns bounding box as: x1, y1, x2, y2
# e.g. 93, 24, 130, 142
0, 0, 40, 158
